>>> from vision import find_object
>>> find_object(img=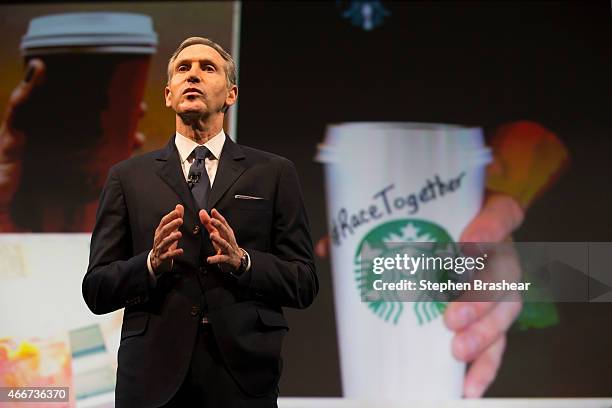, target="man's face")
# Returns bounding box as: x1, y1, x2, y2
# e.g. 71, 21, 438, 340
164, 44, 237, 119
